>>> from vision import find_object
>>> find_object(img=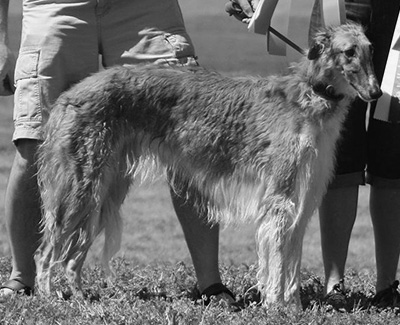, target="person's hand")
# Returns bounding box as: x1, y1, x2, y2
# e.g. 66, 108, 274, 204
0, 43, 15, 96
225, 0, 259, 24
